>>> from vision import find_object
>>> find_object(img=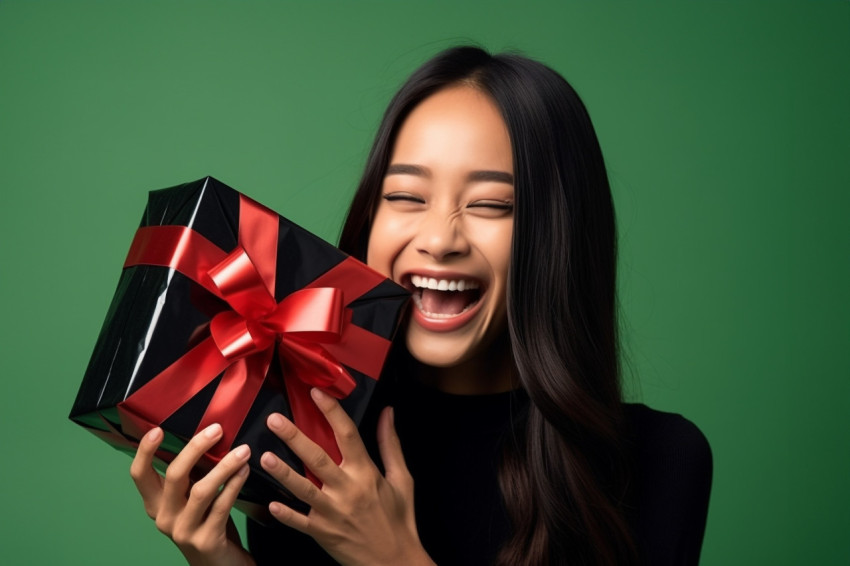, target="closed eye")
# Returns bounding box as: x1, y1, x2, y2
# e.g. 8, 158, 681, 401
382, 192, 425, 204
467, 200, 514, 211
466, 200, 514, 216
